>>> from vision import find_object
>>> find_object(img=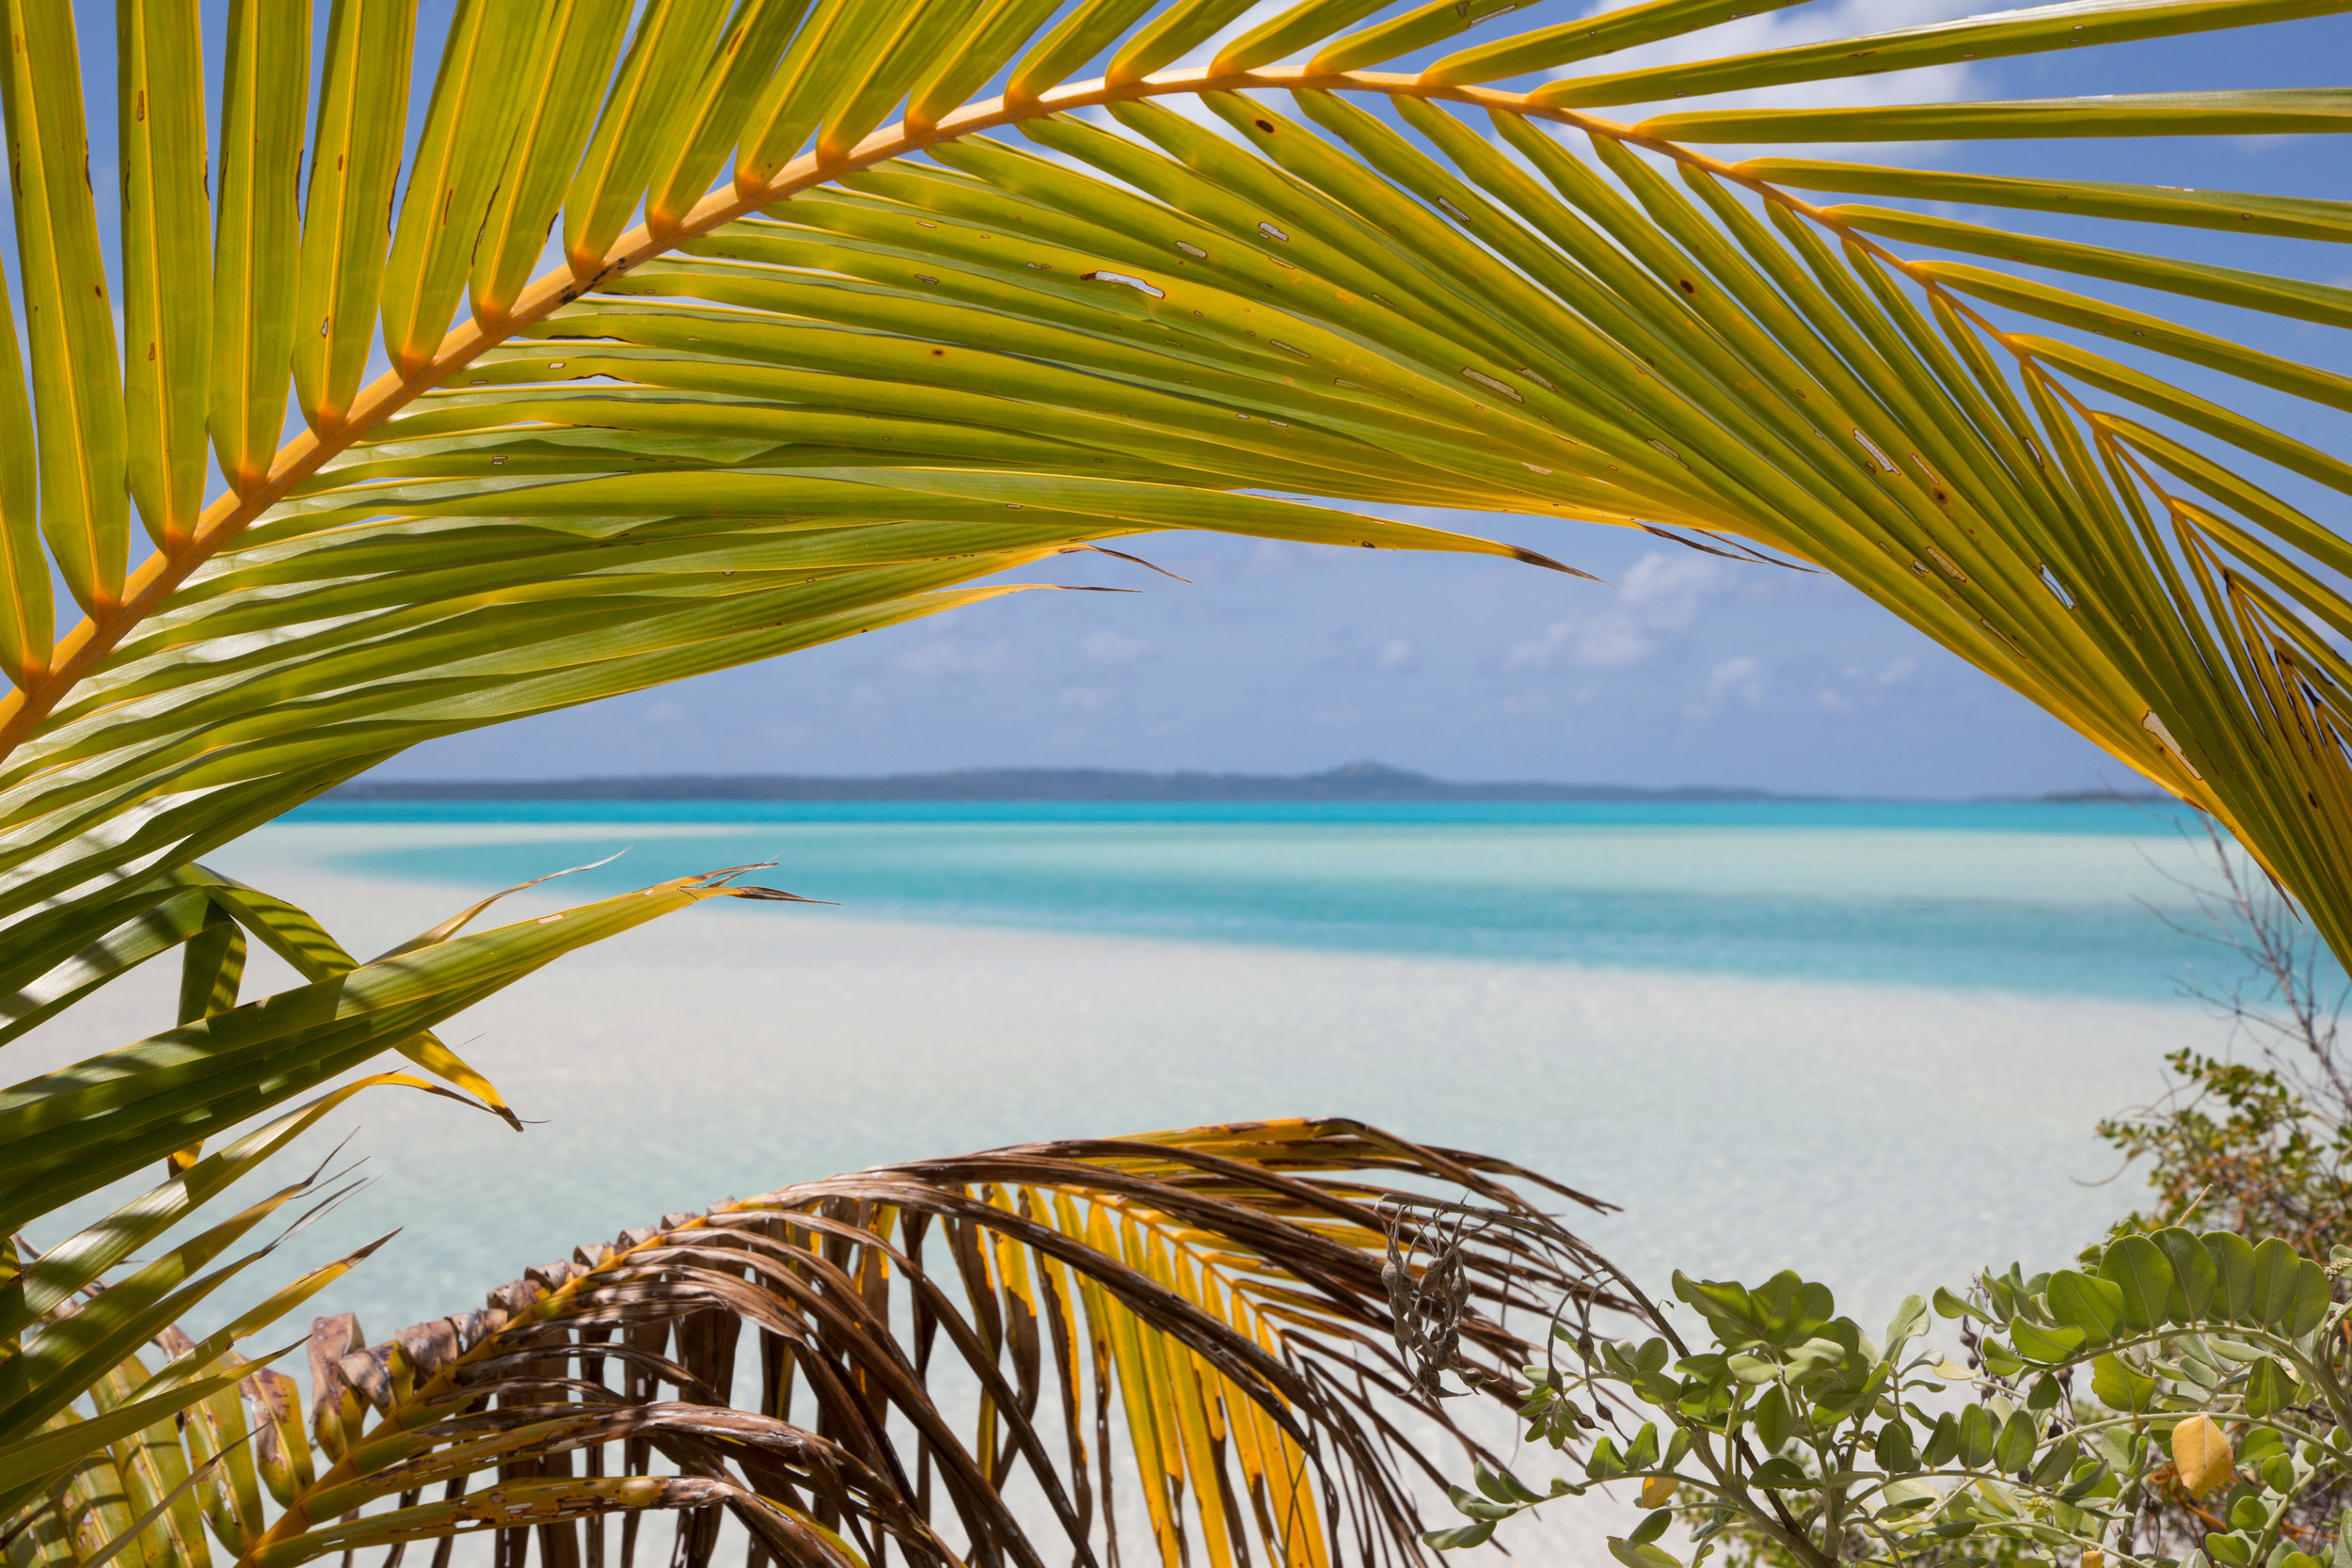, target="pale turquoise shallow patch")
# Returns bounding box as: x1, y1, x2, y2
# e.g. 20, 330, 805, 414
288, 799, 2251, 1001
